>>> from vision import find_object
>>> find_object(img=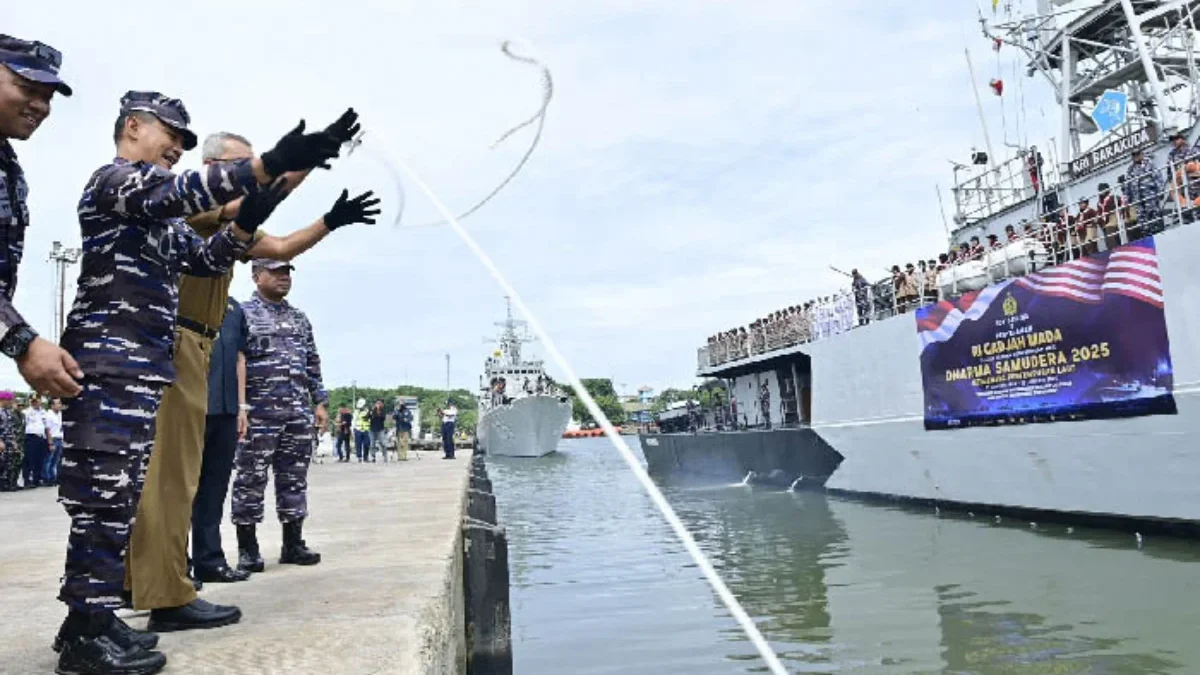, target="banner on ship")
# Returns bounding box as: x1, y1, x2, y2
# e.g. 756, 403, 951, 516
915, 238, 1176, 430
